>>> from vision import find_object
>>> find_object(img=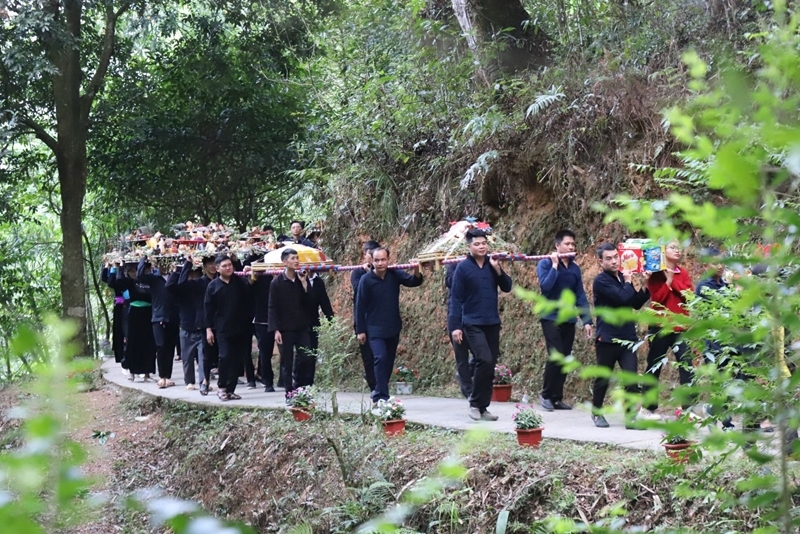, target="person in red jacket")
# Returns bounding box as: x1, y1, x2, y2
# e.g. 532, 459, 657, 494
640, 241, 695, 421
